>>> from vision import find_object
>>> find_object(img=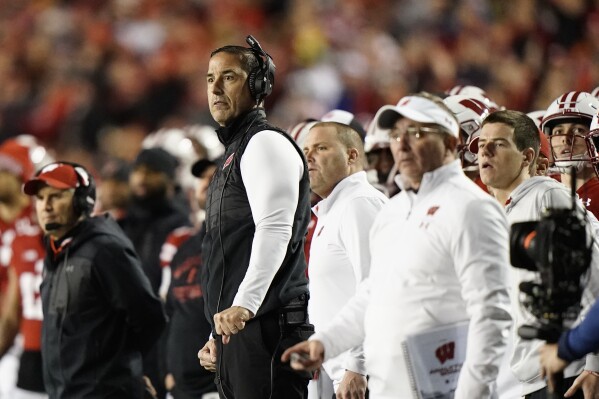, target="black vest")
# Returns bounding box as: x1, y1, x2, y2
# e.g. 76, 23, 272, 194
202, 109, 310, 326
